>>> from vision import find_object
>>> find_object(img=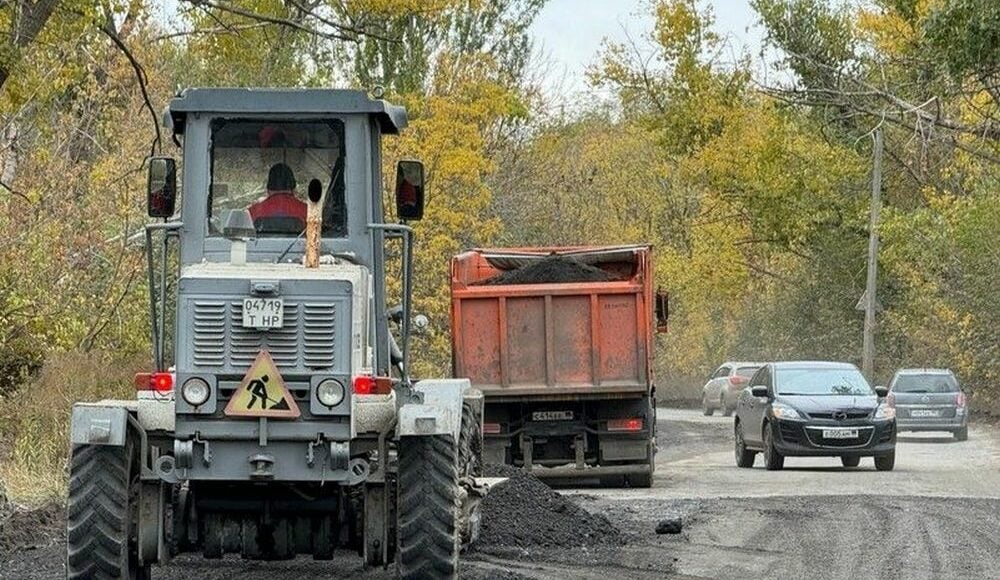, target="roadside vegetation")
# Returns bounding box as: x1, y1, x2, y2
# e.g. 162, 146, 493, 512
0, 0, 996, 501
